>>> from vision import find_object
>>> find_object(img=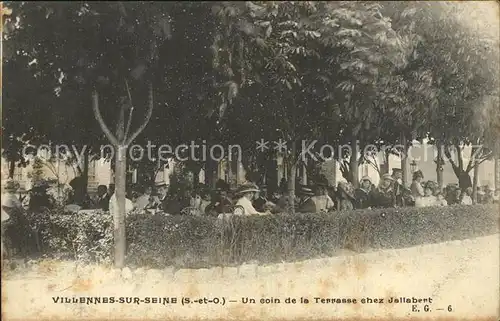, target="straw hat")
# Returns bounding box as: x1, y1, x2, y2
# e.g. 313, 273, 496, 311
381, 173, 394, 181
155, 180, 167, 188
359, 175, 372, 184
215, 179, 229, 192
234, 183, 259, 196
299, 185, 315, 196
